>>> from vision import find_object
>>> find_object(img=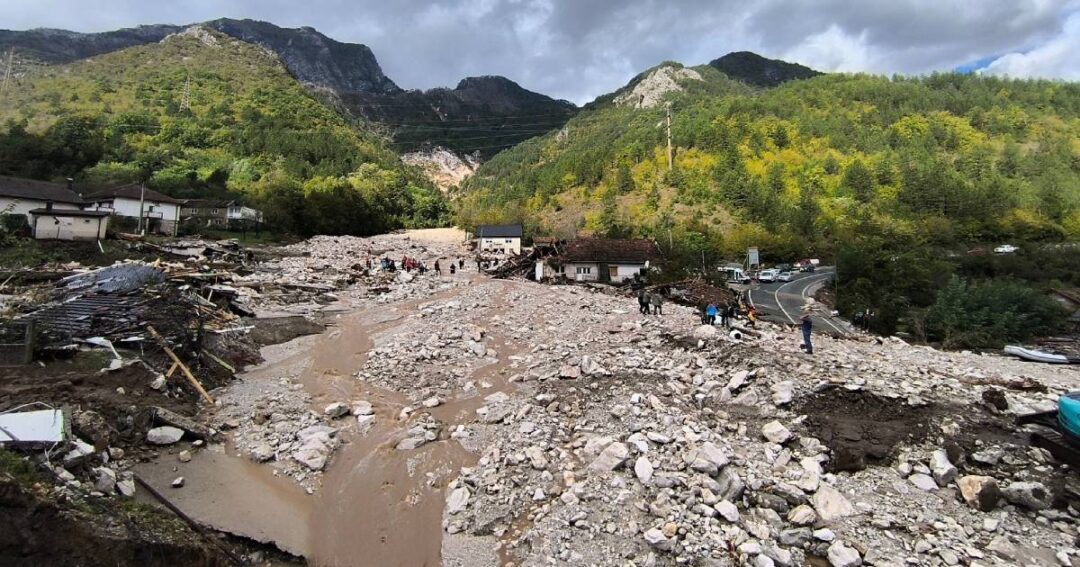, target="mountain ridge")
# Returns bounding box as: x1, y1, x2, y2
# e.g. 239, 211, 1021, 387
0, 19, 575, 157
